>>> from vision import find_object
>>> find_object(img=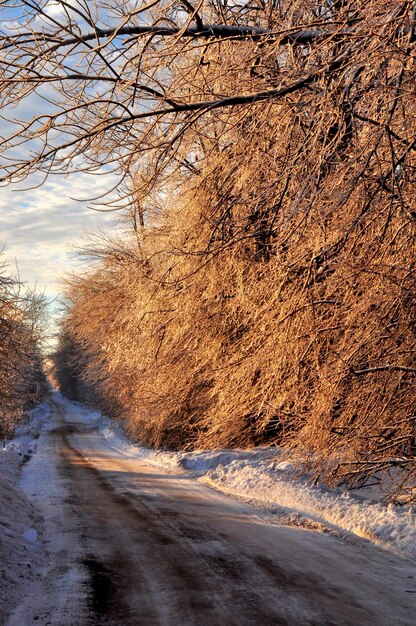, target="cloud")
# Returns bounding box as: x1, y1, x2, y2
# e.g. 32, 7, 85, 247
0, 14, 131, 331
0, 170, 122, 305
